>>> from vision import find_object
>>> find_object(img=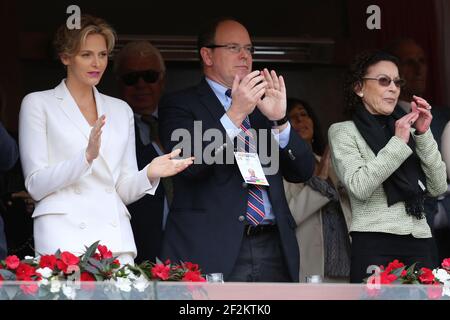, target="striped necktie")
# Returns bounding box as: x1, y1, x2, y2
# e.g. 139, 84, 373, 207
226, 89, 266, 226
